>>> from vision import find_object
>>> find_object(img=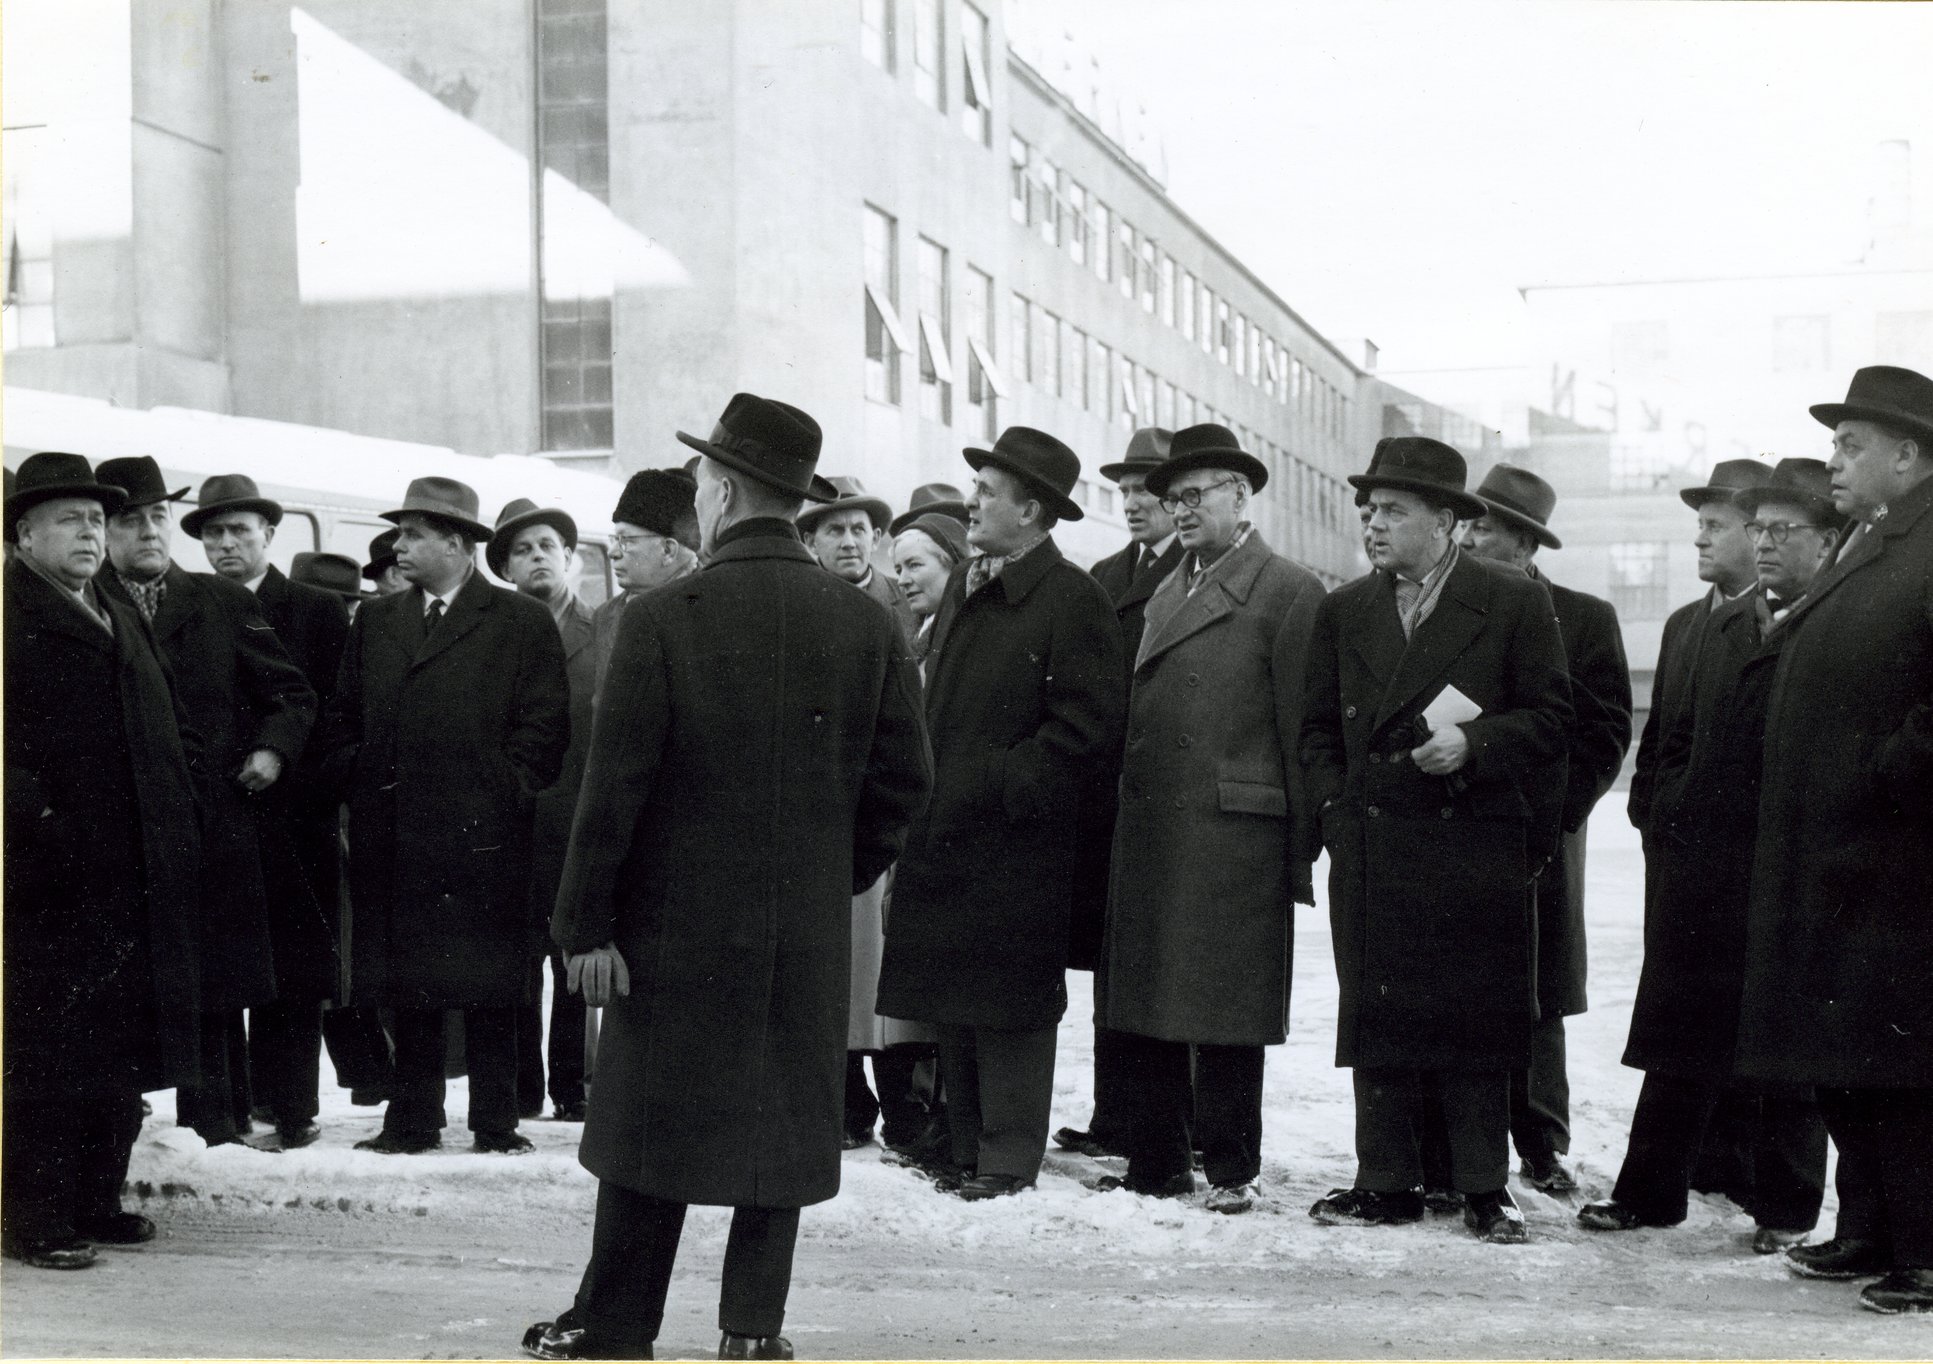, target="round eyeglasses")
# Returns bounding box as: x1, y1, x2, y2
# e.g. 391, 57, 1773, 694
1157, 478, 1240, 514
1745, 521, 1820, 546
